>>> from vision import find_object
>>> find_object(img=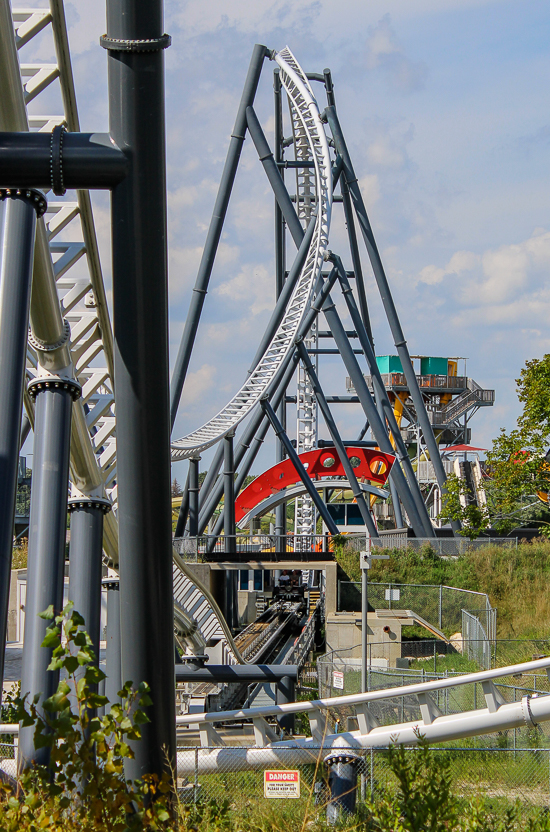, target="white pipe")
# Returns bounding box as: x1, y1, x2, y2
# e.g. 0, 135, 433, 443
176, 694, 550, 776
176, 655, 550, 726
